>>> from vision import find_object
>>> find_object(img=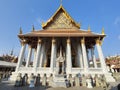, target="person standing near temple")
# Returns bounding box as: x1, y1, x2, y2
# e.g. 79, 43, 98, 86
35, 74, 41, 86
22, 73, 28, 86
